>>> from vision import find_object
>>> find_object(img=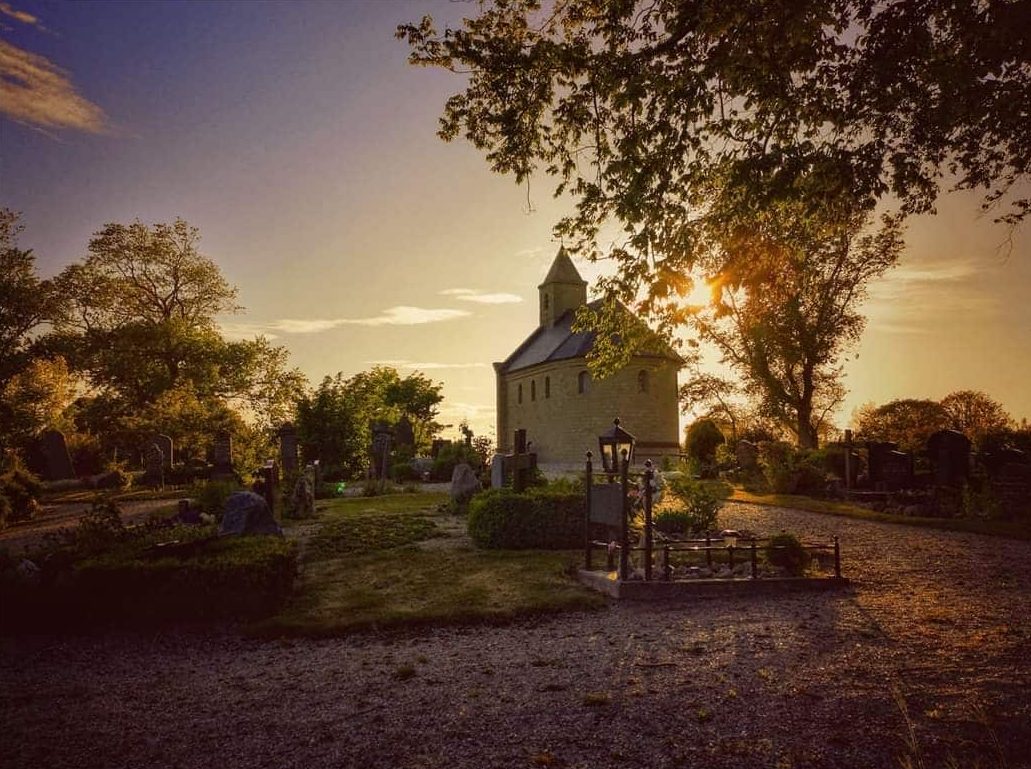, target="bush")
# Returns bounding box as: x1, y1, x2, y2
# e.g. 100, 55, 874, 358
685, 419, 726, 477
467, 488, 583, 549
0, 459, 43, 527
0, 493, 12, 530
661, 477, 723, 535
391, 462, 420, 483
193, 479, 240, 519
430, 443, 482, 482
95, 462, 133, 491
758, 442, 799, 493
1, 522, 297, 627
765, 533, 811, 576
